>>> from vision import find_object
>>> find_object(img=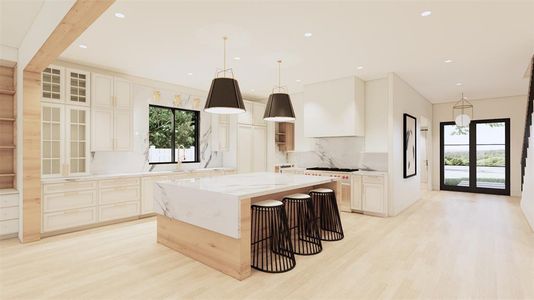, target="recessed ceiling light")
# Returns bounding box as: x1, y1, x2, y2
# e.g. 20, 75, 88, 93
114, 12, 125, 18
296, 79, 301, 83
420, 10, 432, 17
357, 66, 364, 70
444, 59, 453, 63
304, 32, 313, 38
79, 44, 87, 49
233, 57, 241, 61
187, 72, 193, 76
456, 82, 463, 86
